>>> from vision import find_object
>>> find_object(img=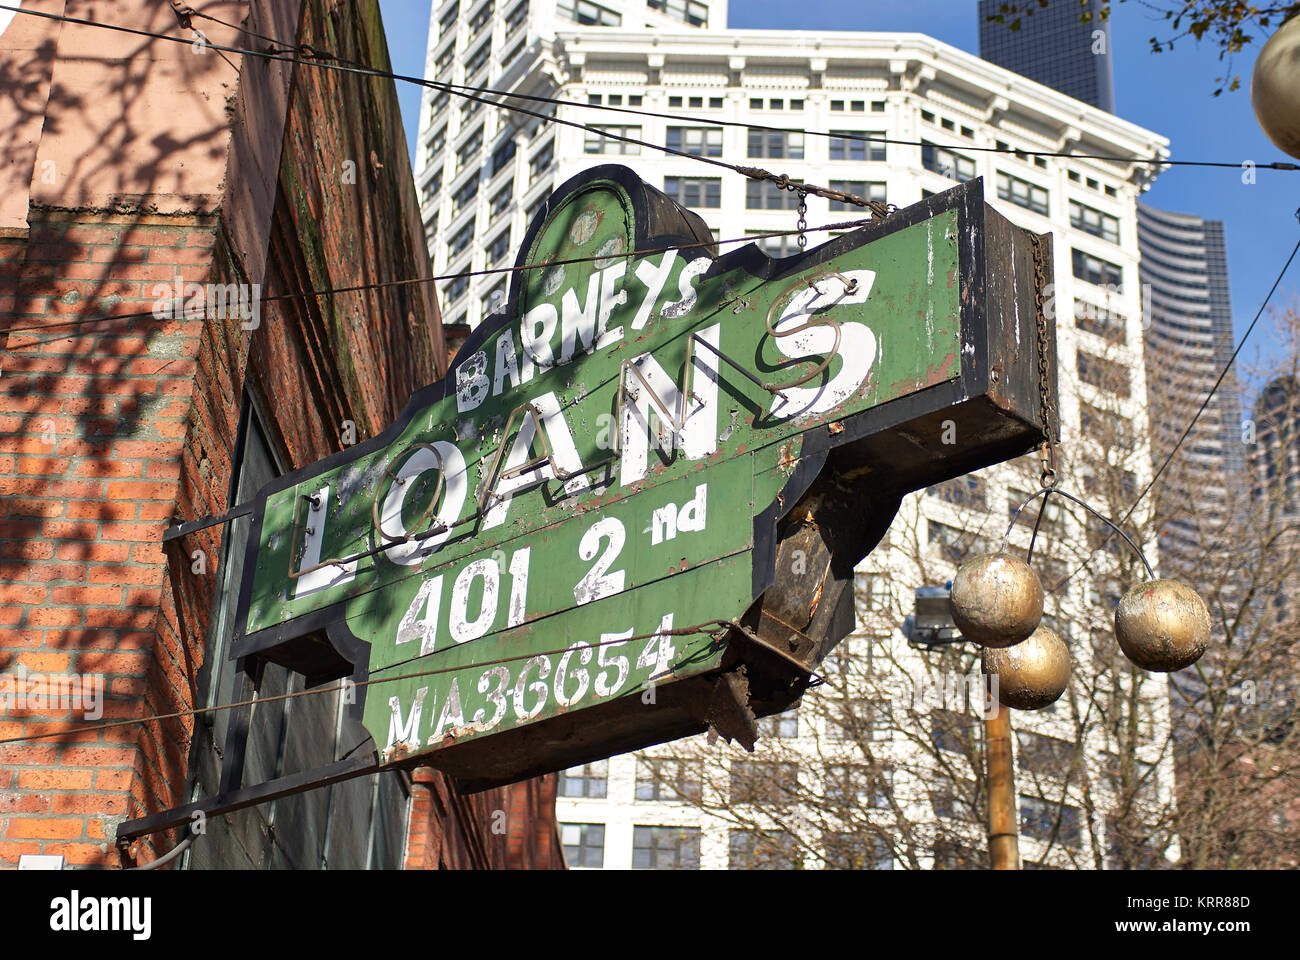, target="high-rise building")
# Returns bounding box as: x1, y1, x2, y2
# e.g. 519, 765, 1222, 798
1251, 375, 1300, 518
414, 2, 1173, 869
1136, 203, 1243, 570
977, 0, 1115, 113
